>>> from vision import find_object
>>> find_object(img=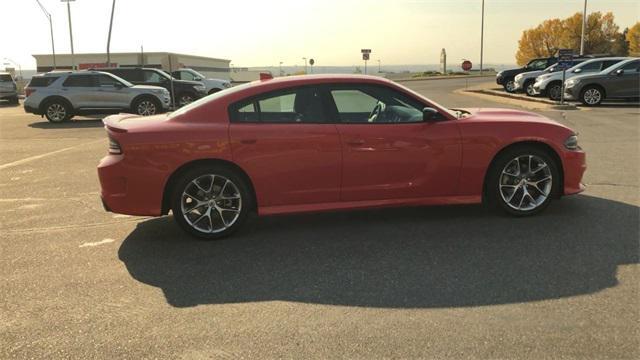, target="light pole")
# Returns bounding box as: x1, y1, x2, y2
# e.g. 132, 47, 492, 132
35, 0, 56, 70
279, 61, 283, 76
480, 0, 485, 75
377, 59, 381, 73
302, 57, 307, 74
3, 58, 23, 80
106, 0, 116, 66
580, 0, 587, 55
61, 0, 76, 70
